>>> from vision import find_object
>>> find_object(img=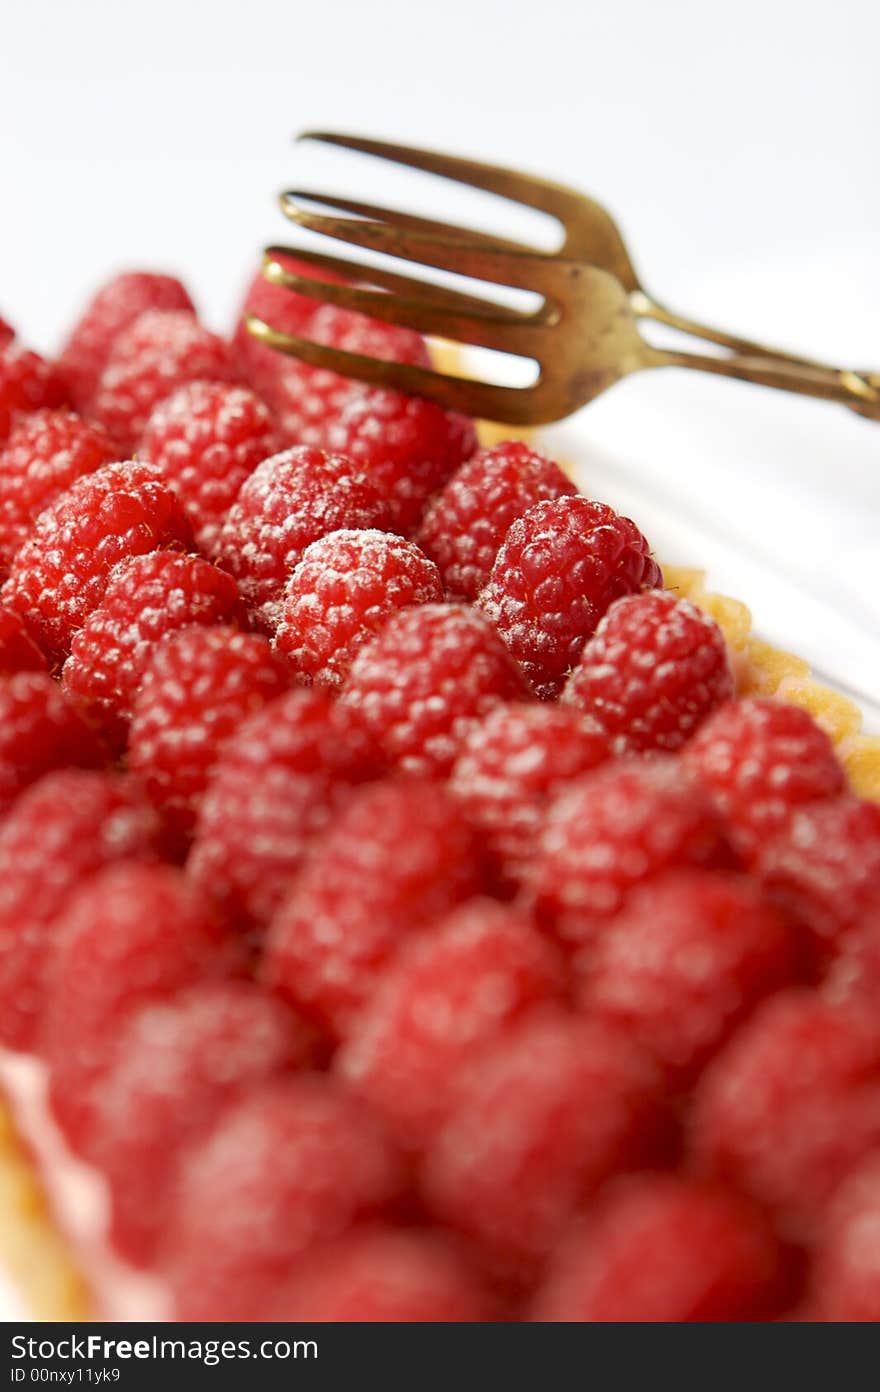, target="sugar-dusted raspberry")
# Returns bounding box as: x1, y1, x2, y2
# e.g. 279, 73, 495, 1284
812, 1154, 880, 1321
57, 271, 195, 413
161, 1076, 403, 1321
92, 310, 236, 453
189, 689, 382, 931
1, 460, 194, 661
531, 1175, 788, 1322
0, 770, 163, 1050
563, 590, 734, 754
337, 898, 565, 1150
477, 495, 661, 699
0, 672, 106, 815
0, 410, 118, 569
128, 626, 289, 845
683, 697, 846, 863
263, 780, 486, 1036
580, 870, 799, 1084
757, 796, 880, 959
213, 447, 393, 630
89, 981, 316, 1264
0, 605, 46, 673
231, 252, 343, 399
533, 758, 729, 957
321, 386, 477, 533
266, 1226, 493, 1322
43, 862, 239, 1152
449, 702, 610, 888
139, 381, 280, 553
276, 529, 444, 688
0, 344, 68, 445
0, 316, 13, 349
691, 990, 880, 1242
415, 440, 577, 601
422, 1009, 663, 1282
343, 603, 526, 778
62, 552, 247, 749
